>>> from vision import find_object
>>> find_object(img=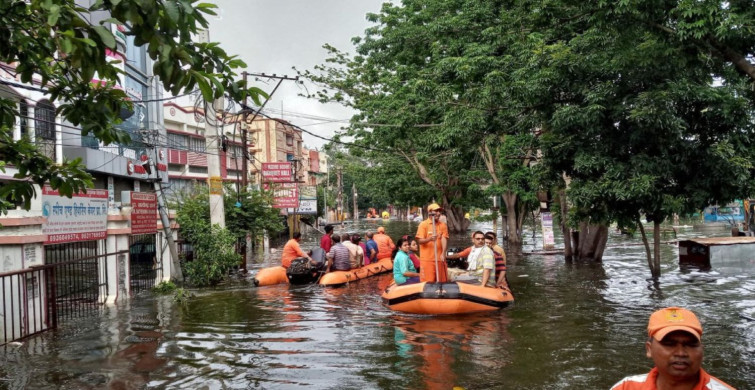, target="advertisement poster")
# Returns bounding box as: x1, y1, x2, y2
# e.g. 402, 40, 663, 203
130, 192, 157, 234
42, 186, 108, 244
